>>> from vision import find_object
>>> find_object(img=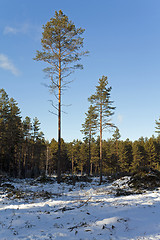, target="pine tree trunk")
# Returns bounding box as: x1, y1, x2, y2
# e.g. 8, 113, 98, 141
116, 140, 118, 172
18, 148, 21, 178
90, 162, 93, 175
45, 146, 49, 176
88, 127, 91, 176
57, 85, 61, 182
57, 49, 61, 183
81, 165, 83, 176
23, 144, 27, 178
72, 148, 74, 175
99, 104, 103, 185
